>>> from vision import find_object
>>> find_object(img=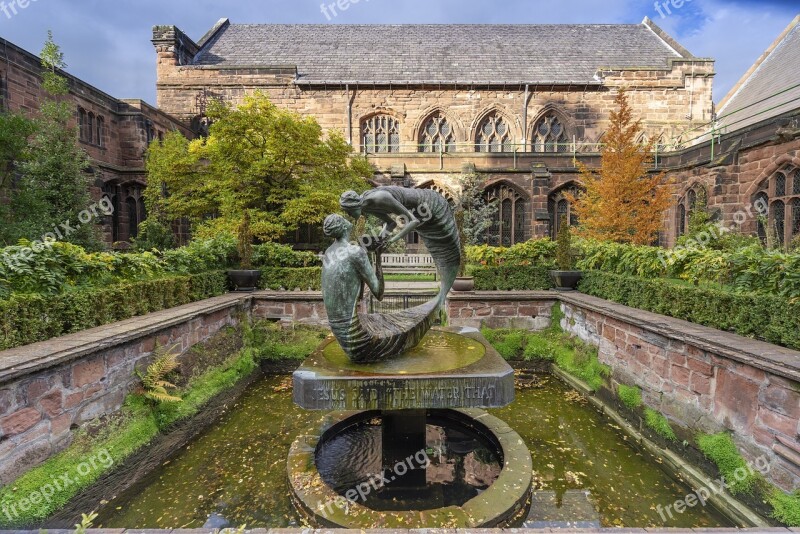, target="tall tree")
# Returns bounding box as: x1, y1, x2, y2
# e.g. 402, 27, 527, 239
145, 92, 373, 242
456, 171, 497, 246
0, 31, 97, 248
568, 89, 672, 245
